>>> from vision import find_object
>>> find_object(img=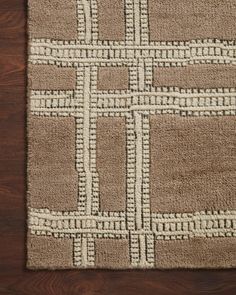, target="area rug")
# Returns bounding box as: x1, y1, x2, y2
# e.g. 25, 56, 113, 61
27, 0, 236, 269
